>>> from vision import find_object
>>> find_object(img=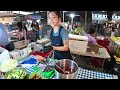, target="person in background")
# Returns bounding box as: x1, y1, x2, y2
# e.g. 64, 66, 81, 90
31, 21, 40, 41
24, 24, 28, 35
73, 23, 78, 29
38, 24, 42, 39
48, 11, 72, 60
97, 24, 100, 32
20, 20, 28, 34
68, 23, 72, 33
67, 21, 70, 32
93, 23, 97, 31
41, 24, 47, 38
86, 28, 103, 48
16, 22, 27, 41
0, 23, 14, 51
111, 24, 115, 37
